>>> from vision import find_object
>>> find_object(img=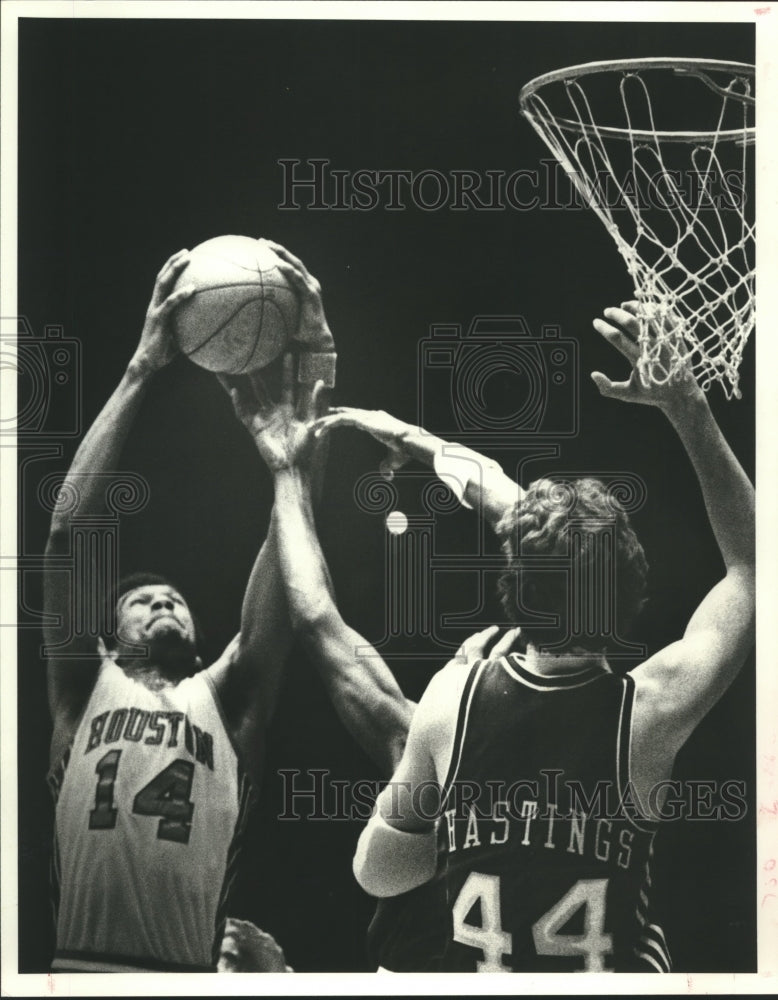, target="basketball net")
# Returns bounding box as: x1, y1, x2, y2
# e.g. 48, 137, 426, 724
519, 59, 755, 399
